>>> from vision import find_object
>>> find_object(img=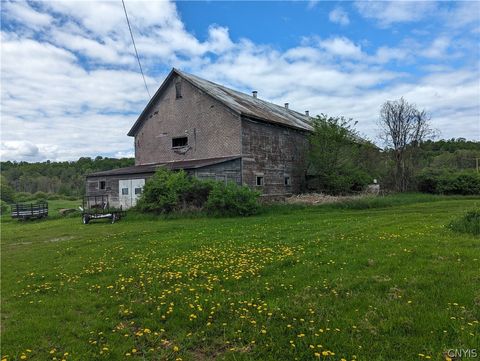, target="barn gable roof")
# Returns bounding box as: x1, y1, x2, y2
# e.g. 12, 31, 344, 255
127, 68, 313, 136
